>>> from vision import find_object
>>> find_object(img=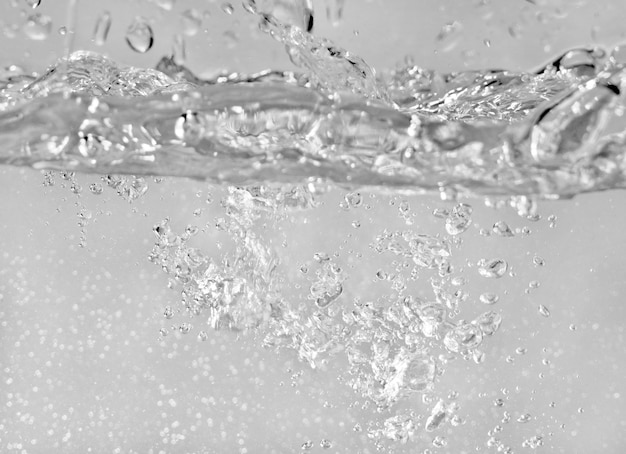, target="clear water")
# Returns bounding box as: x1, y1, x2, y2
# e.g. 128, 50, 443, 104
1, 1, 626, 453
